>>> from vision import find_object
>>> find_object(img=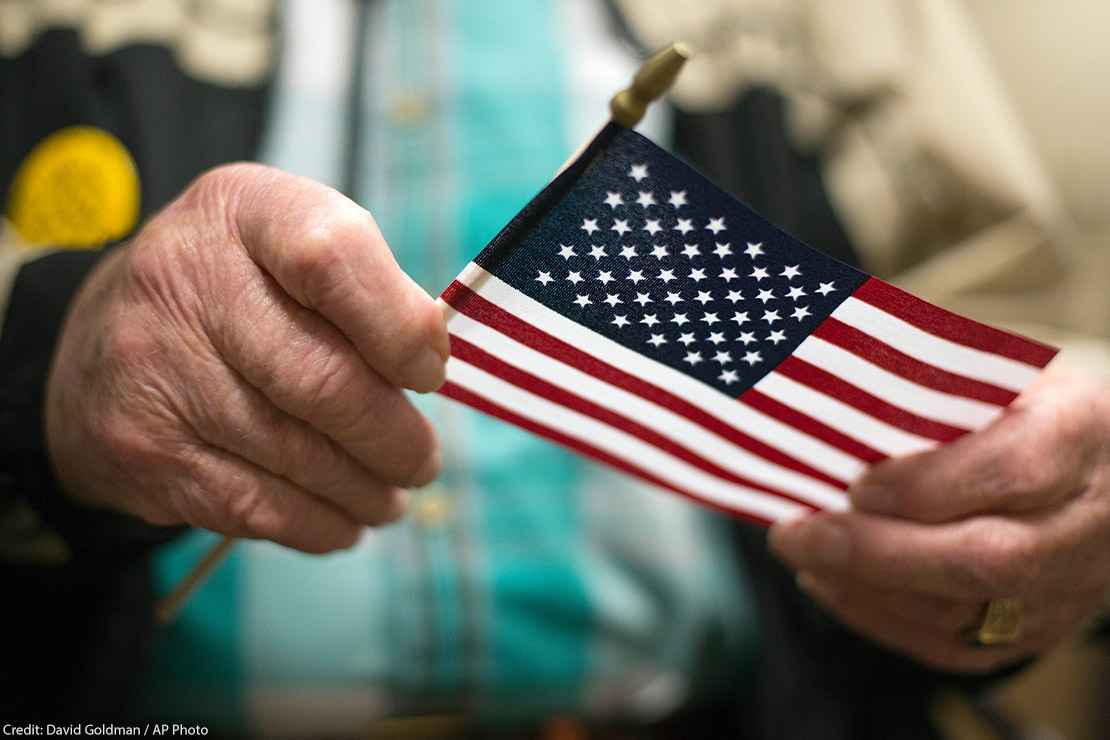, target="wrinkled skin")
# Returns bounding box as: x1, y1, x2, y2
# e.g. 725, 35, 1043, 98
46, 164, 449, 553
770, 367, 1110, 672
